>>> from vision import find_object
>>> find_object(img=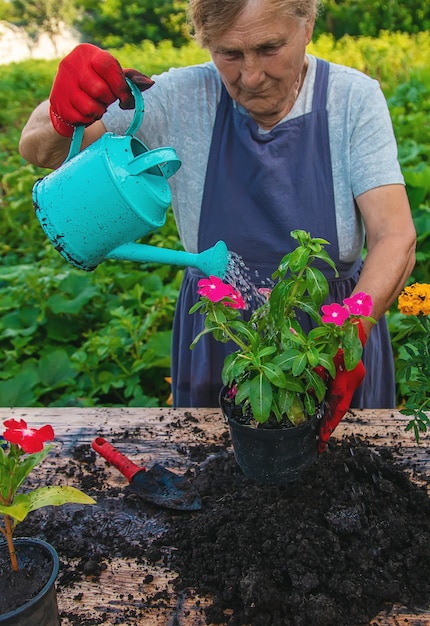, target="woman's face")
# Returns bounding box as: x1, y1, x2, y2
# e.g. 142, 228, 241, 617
209, 1, 314, 129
